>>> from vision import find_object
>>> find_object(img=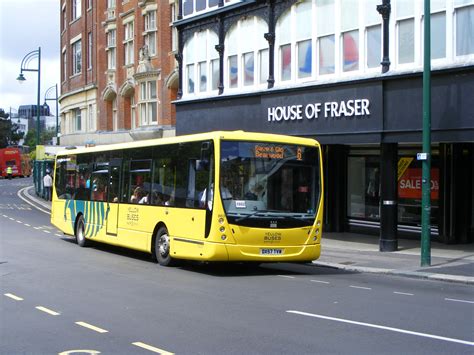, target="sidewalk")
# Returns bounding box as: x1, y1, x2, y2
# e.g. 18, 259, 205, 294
21, 186, 474, 285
